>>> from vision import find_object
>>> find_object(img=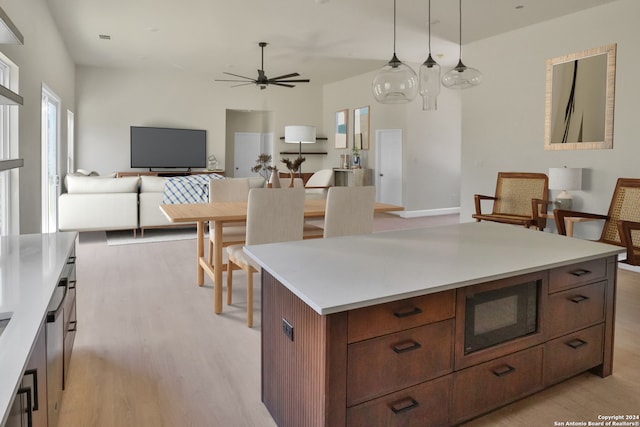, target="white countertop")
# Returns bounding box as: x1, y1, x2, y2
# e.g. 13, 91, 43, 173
0, 232, 77, 426
244, 222, 625, 315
